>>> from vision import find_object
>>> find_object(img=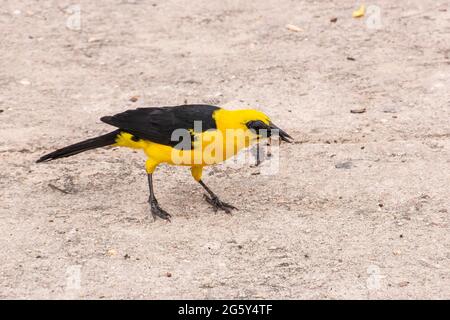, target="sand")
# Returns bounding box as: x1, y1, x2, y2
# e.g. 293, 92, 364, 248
0, 0, 449, 299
